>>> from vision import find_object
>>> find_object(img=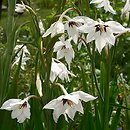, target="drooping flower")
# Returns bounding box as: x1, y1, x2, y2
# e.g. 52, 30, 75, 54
90, 0, 116, 14
42, 21, 64, 38
15, 3, 26, 14
12, 45, 30, 70
64, 16, 94, 44
65, 20, 79, 44
64, 16, 86, 44
54, 36, 74, 69
43, 8, 81, 38
121, 0, 130, 18
0, 98, 31, 123
79, 18, 127, 53
43, 84, 97, 123
50, 58, 75, 82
